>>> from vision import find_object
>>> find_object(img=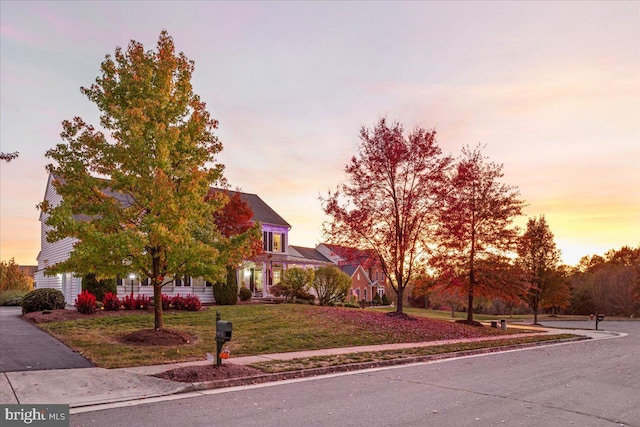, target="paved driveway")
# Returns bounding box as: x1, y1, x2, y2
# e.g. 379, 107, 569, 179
0, 306, 93, 372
